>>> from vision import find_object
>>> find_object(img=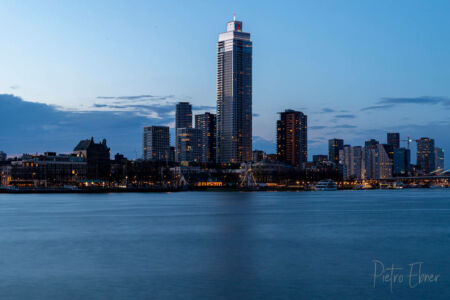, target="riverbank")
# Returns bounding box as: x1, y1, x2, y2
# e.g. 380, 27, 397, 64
0, 185, 447, 194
